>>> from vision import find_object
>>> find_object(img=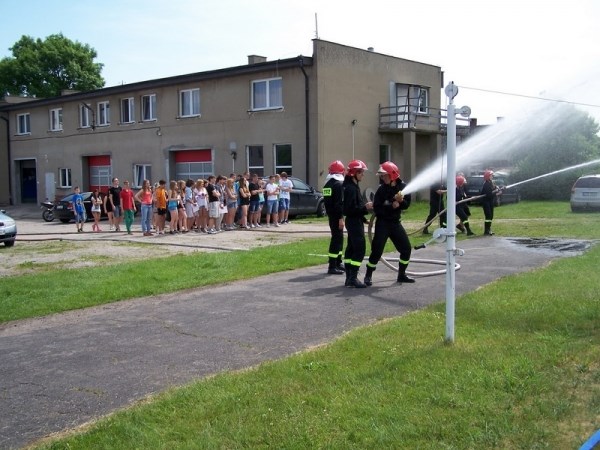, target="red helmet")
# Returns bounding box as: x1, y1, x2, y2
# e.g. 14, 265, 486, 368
328, 160, 345, 175
347, 159, 368, 176
484, 170, 494, 181
377, 161, 400, 181
456, 175, 466, 187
